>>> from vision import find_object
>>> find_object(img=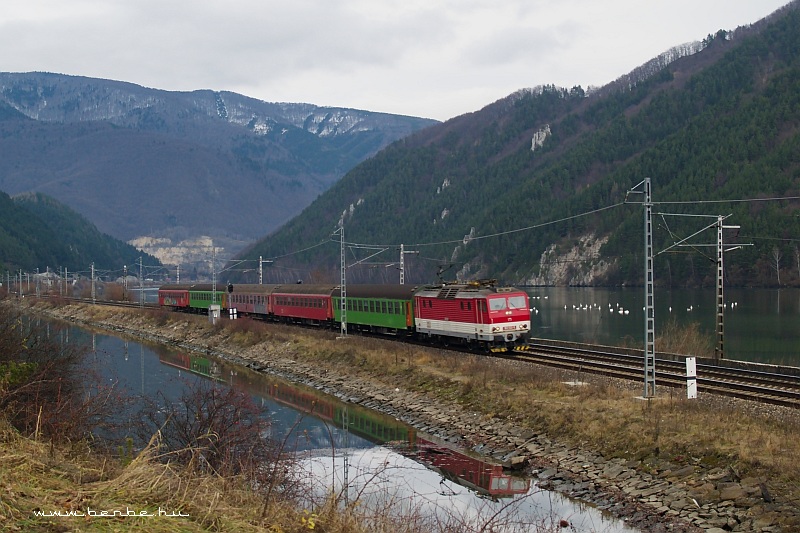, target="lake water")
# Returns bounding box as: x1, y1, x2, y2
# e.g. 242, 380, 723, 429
40, 319, 636, 533
525, 287, 800, 366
